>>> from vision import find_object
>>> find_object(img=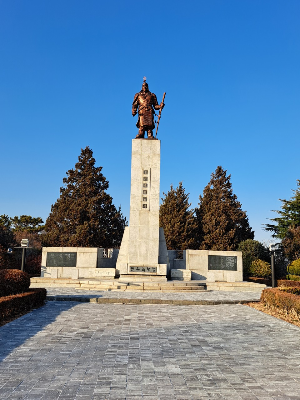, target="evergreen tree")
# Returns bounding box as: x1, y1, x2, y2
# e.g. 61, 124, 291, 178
159, 182, 197, 250
0, 215, 16, 269
0, 215, 15, 248
281, 226, 300, 262
264, 180, 300, 239
11, 215, 44, 233
237, 239, 270, 275
196, 166, 254, 250
43, 147, 126, 248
